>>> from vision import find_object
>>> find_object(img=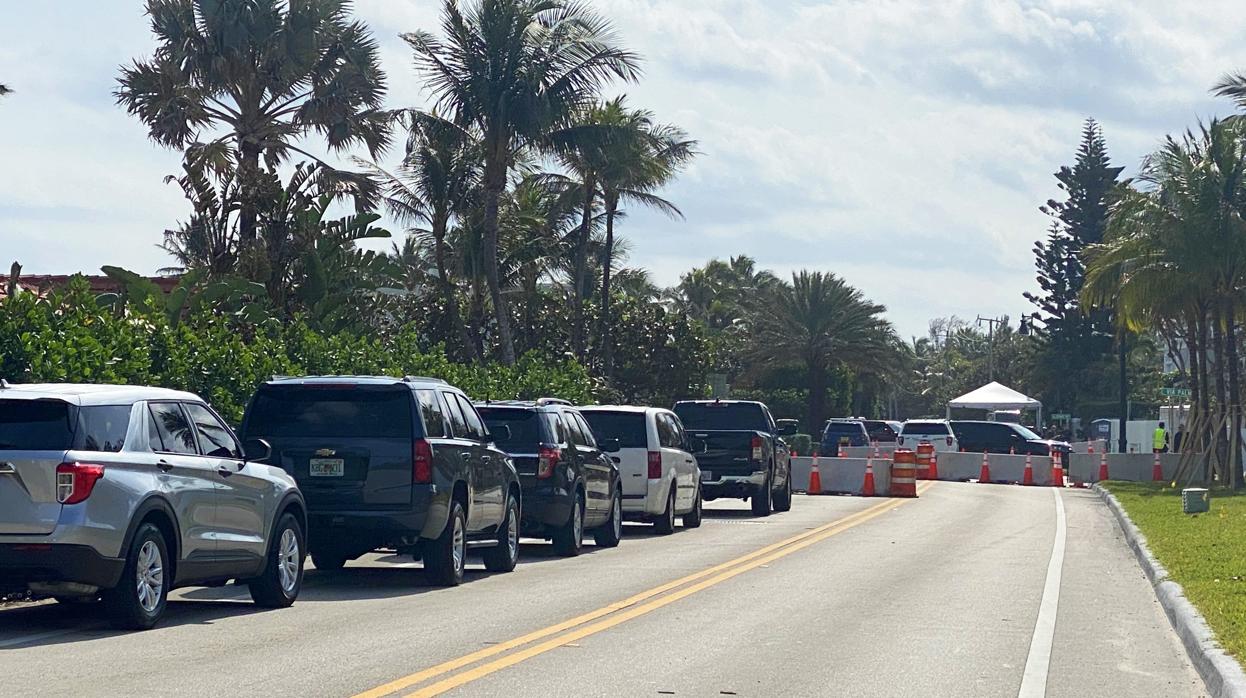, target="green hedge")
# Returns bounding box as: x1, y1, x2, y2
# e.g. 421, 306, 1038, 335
0, 278, 594, 424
